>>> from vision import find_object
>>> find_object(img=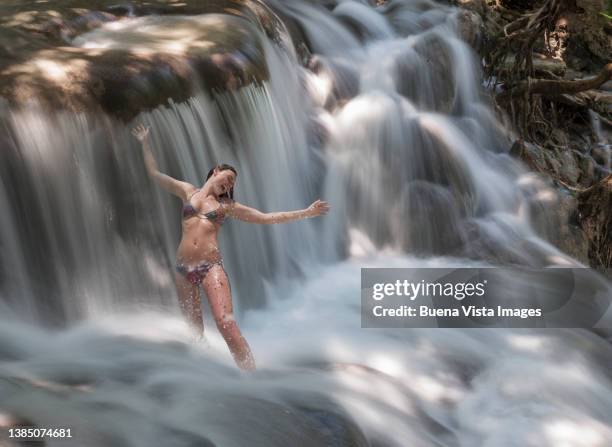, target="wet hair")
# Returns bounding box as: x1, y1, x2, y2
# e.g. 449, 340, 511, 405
206, 163, 237, 199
